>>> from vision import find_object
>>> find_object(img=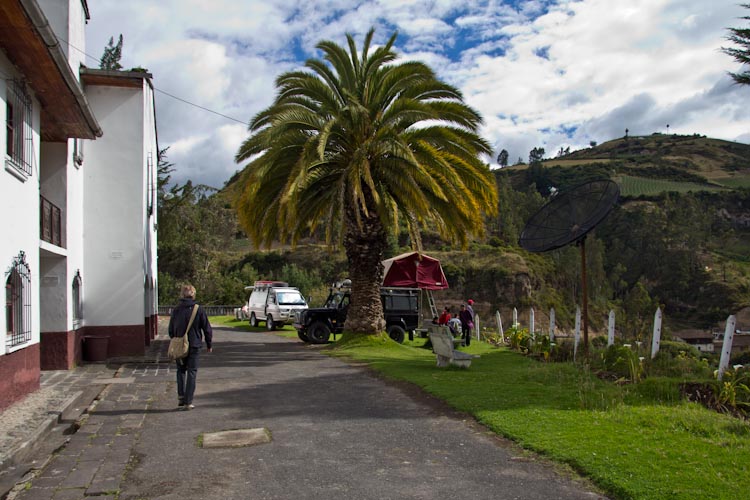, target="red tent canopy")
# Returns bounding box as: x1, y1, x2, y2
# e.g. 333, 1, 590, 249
381, 252, 449, 290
